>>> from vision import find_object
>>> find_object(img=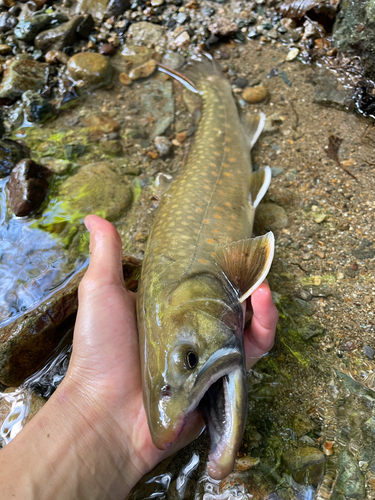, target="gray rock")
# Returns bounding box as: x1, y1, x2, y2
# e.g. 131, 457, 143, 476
293, 298, 315, 317
0, 55, 49, 102
67, 52, 113, 89
0, 139, 30, 178
299, 321, 325, 341
7, 159, 50, 217
254, 203, 288, 232
352, 239, 375, 260
271, 167, 284, 177
364, 345, 375, 360
313, 69, 353, 111
333, 0, 375, 79
161, 51, 185, 70
22, 90, 51, 123
34, 16, 83, 53
14, 14, 51, 42
154, 136, 172, 156
141, 78, 174, 139
0, 12, 18, 33
127, 21, 165, 47
76, 0, 129, 20
332, 451, 365, 500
